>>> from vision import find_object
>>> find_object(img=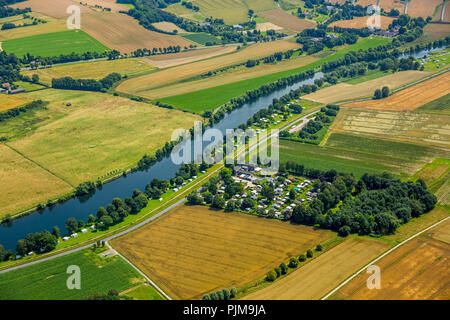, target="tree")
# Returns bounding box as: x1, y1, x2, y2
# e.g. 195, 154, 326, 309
230, 287, 237, 298
289, 189, 296, 201
31, 74, 39, 83
202, 191, 213, 204
306, 249, 313, 258
0, 244, 5, 261
209, 292, 218, 300
211, 195, 225, 209
52, 226, 60, 239
288, 257, 299, 268
16, 239, 27, 256
279, 262, 288, 275
298, 254, 306, 262
222, 288, 230, 300
78, 220, 85, 229
373, 89, 382, 99
65, 217, 78, 234
98, 215, 113, 229
338, 225, 351, 237
39, 232, 58, 252
88, 214, 96, 224
202, 294, 211, 300
97, 206, 107, 219
381, 86, 390, 98
266, 270, 277, 282
315, 244, 323, 252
